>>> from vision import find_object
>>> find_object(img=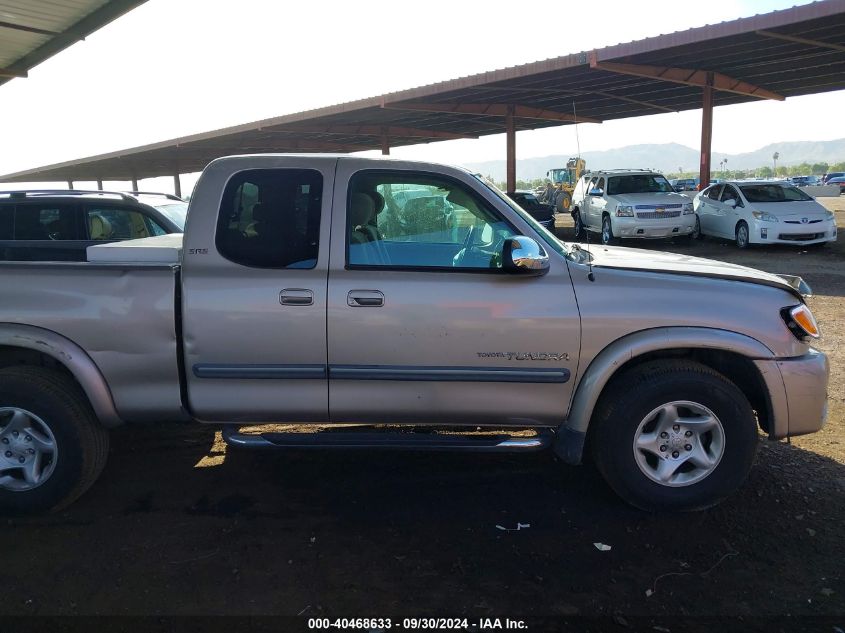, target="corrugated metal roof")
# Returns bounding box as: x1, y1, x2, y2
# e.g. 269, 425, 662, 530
0, 0, 148, 86
2, 0, 844, 182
